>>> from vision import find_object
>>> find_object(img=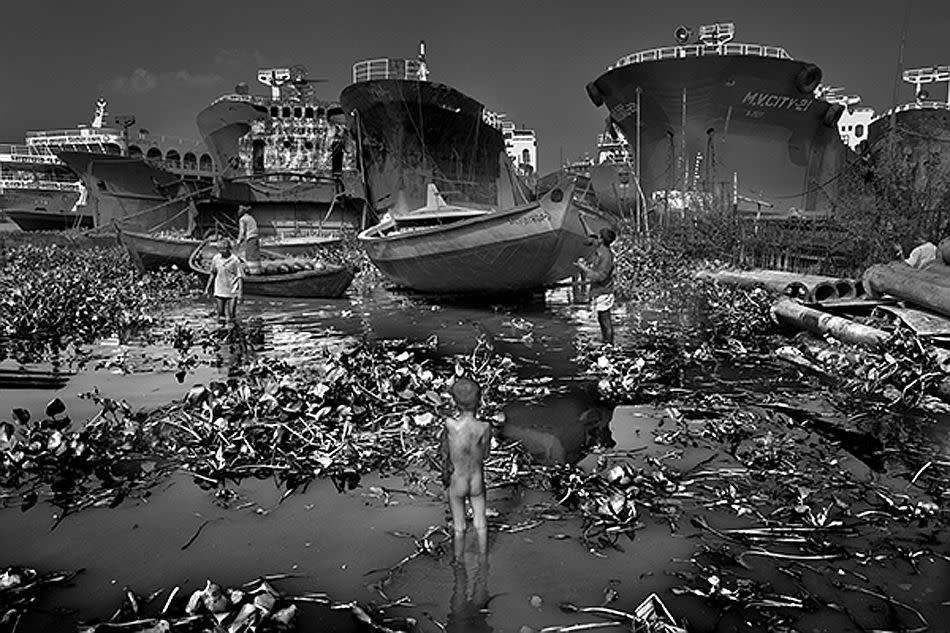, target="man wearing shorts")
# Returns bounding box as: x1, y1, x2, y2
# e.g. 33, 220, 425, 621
576, 227, 616, 345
